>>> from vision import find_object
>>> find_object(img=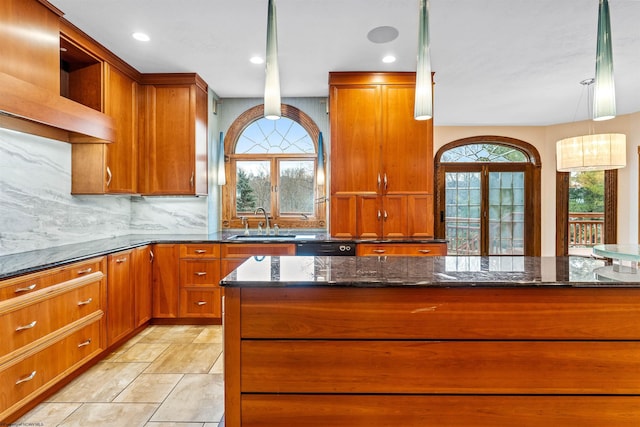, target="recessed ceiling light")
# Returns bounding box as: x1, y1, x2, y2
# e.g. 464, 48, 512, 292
382, 55, 396, 63
250, 56, 264, 64
132, 32, 150, 42
367, 26, 399, 44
